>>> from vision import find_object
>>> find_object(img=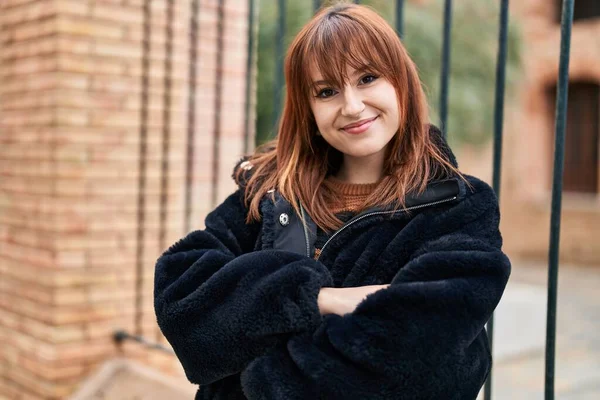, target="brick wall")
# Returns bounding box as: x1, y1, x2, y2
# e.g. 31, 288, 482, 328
0, 0, 256, 398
